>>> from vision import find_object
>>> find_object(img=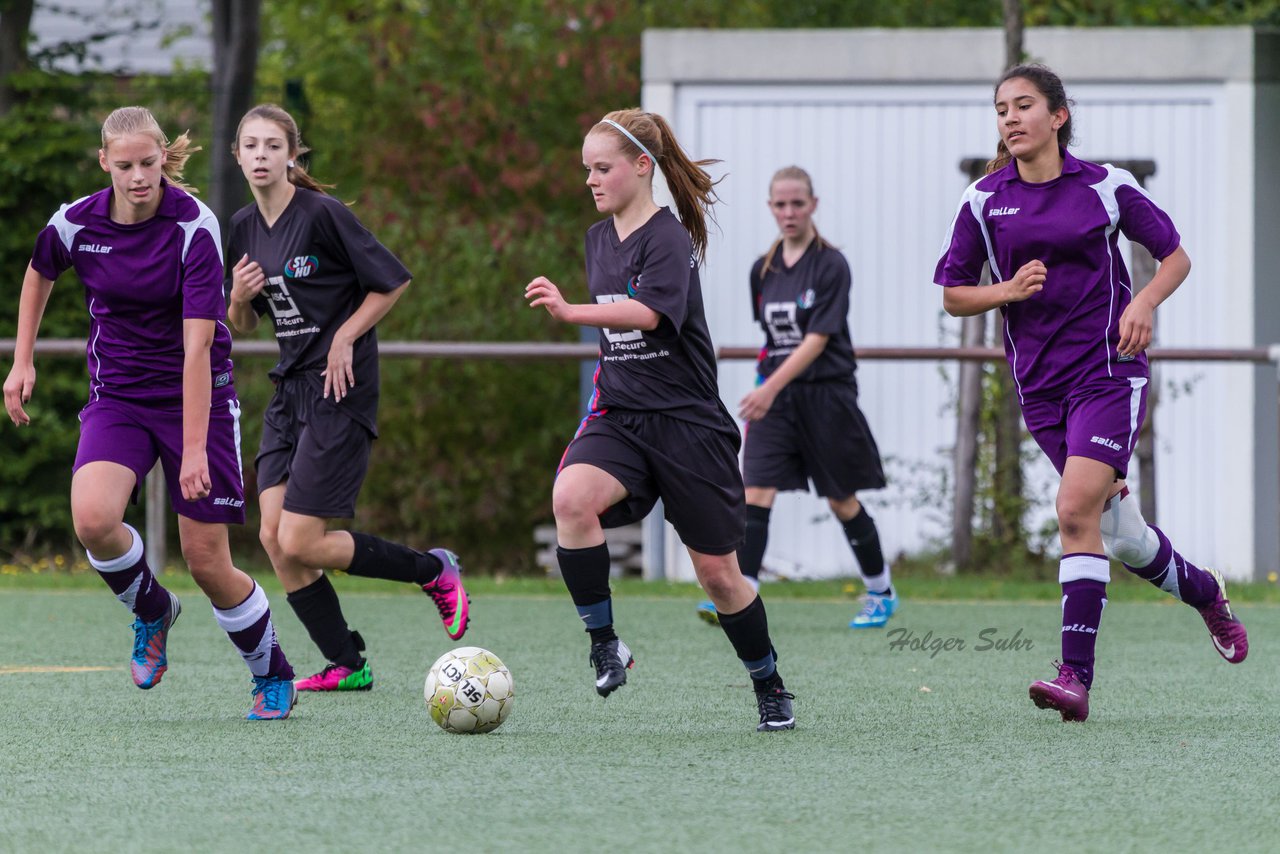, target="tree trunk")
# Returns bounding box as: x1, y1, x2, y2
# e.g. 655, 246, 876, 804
951, 313, 986, 571
209, 0, 262, 236
0, 0, 35, 117
1003, 0, 1024, 69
